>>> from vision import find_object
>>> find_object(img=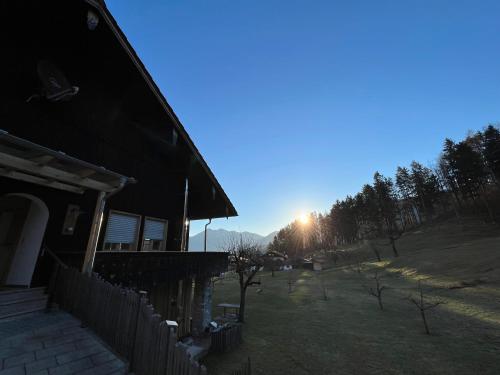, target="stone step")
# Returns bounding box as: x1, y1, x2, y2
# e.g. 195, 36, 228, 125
0, 288, 48, 319
0, 286, 46, 304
